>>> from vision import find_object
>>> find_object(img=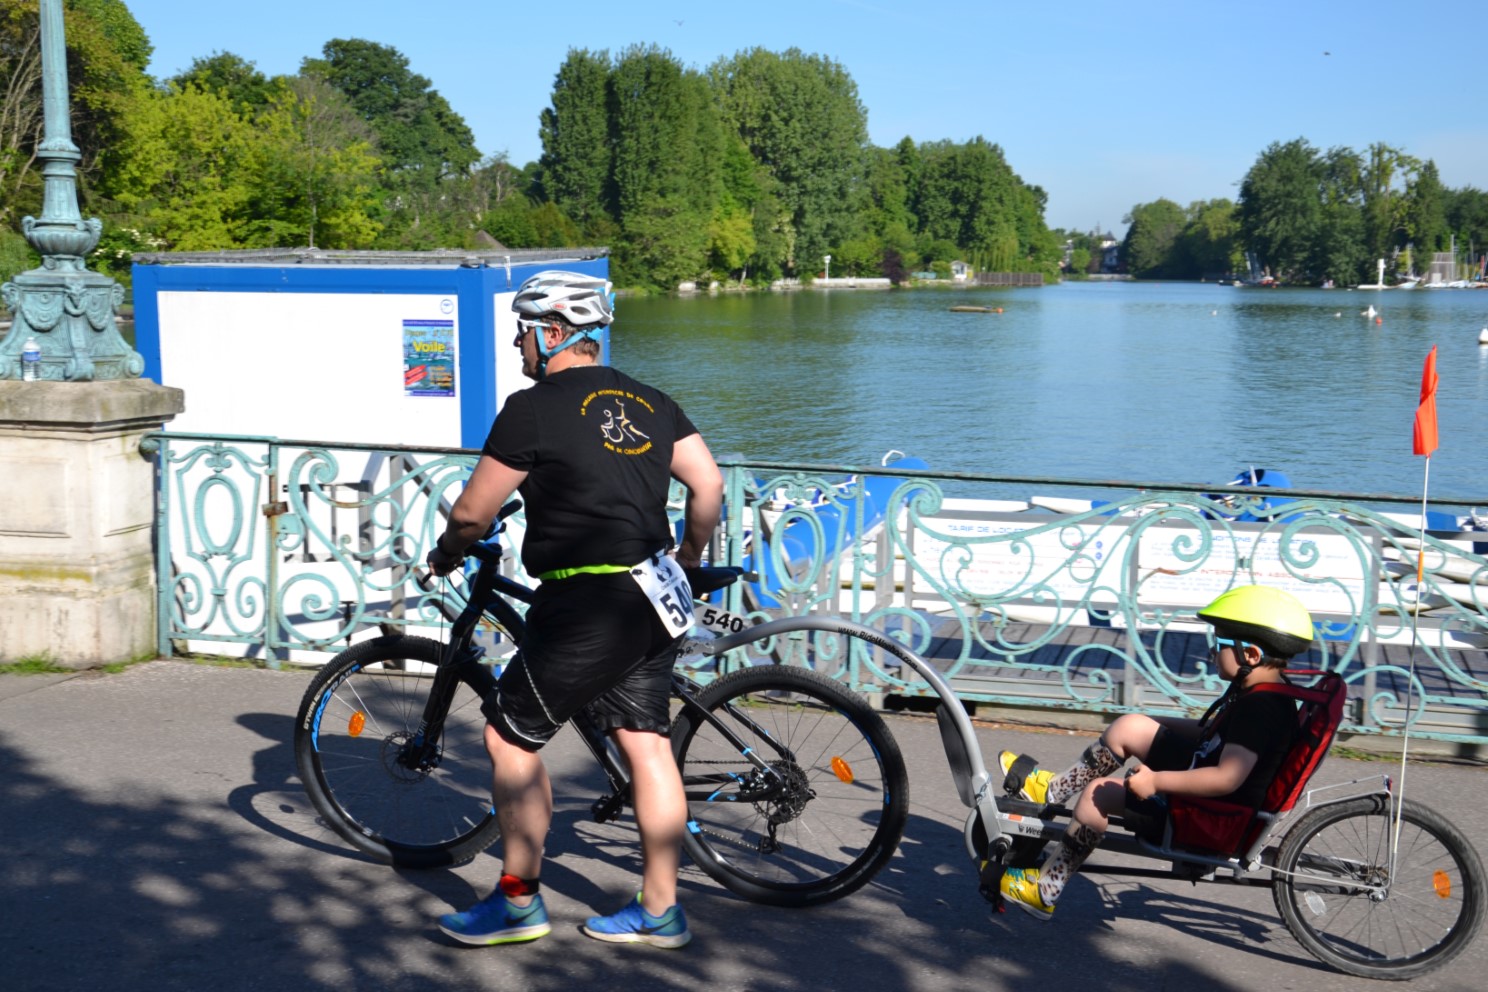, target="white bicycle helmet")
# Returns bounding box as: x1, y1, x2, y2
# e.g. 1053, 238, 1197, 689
512, 270, 614, 328
511, 271, 613, 376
